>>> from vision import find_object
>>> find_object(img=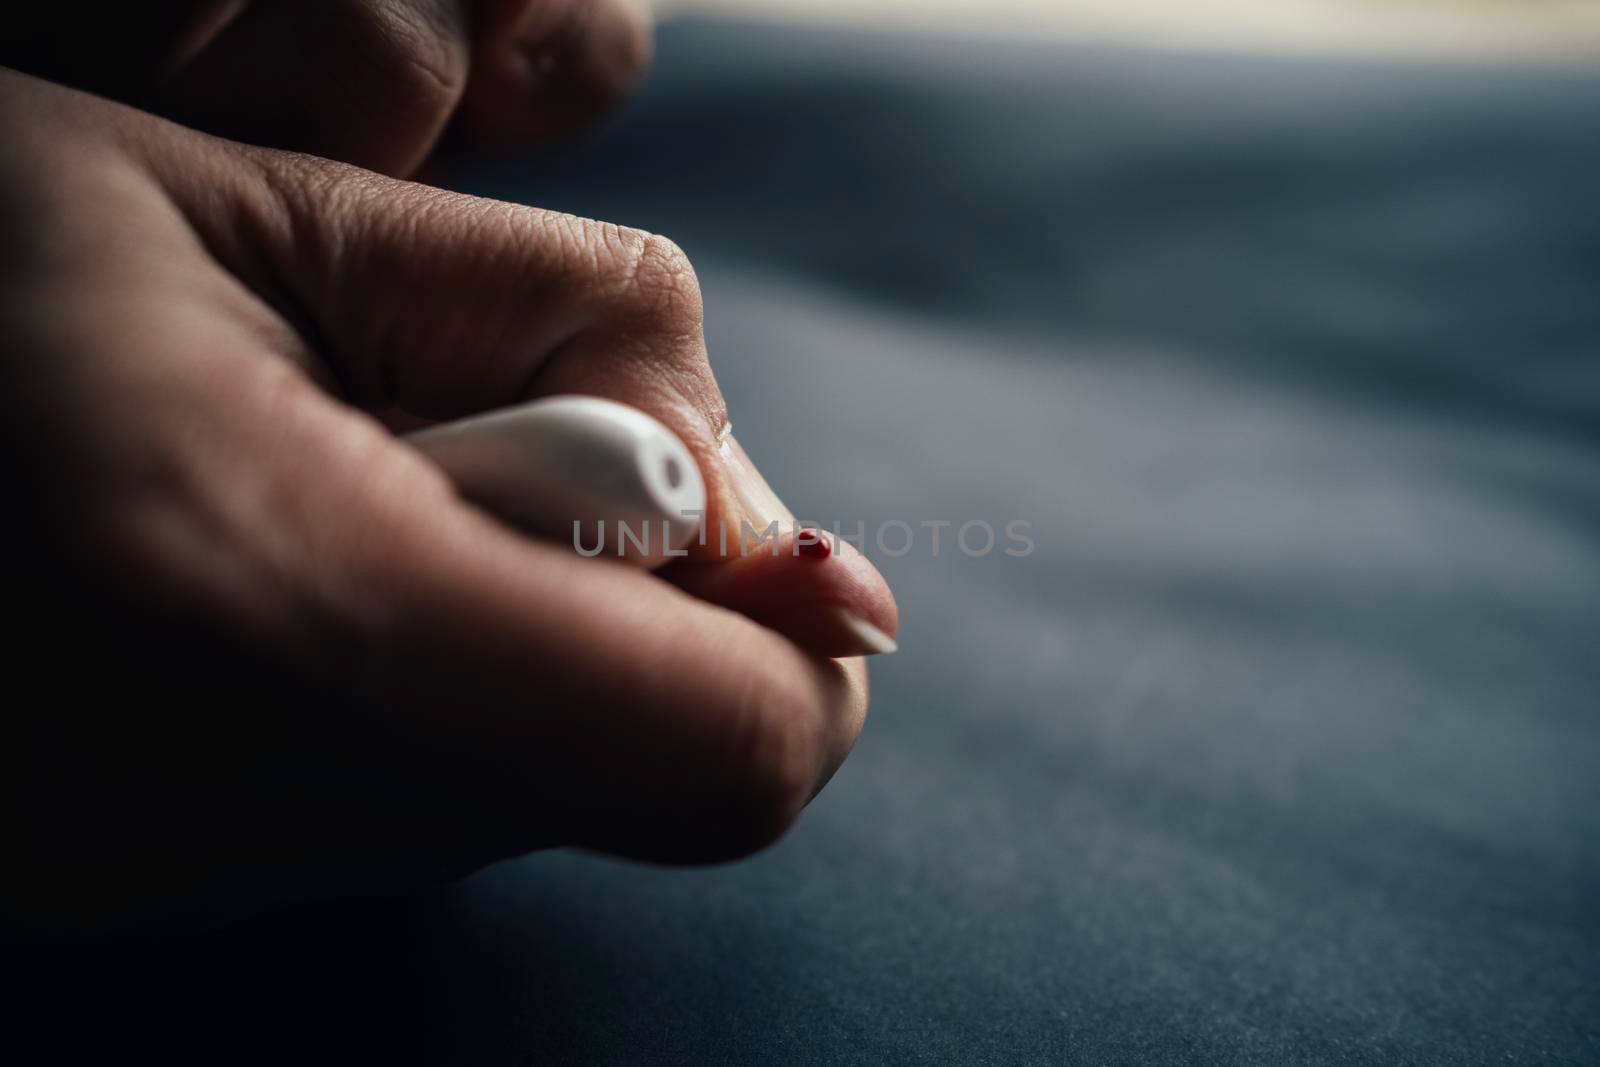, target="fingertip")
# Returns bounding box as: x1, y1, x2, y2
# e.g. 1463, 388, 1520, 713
665, 528, 900, 659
